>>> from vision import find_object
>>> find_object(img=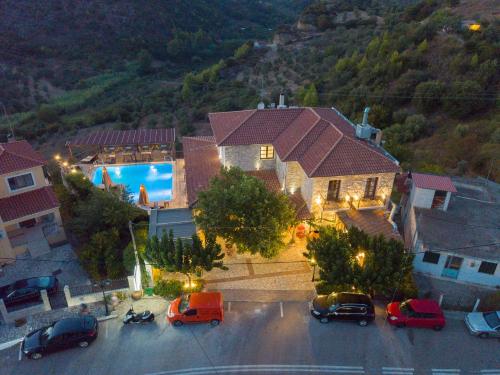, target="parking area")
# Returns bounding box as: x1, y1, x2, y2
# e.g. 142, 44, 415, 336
0, 300, 498, 375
